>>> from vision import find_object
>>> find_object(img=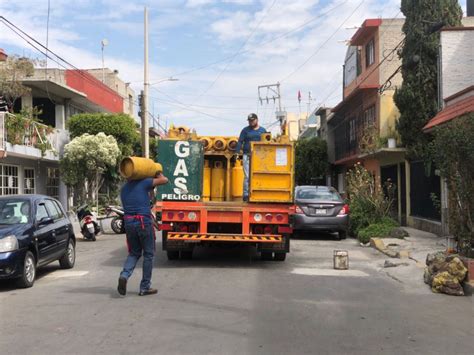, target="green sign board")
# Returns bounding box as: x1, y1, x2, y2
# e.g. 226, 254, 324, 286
156, 140, 204, 201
